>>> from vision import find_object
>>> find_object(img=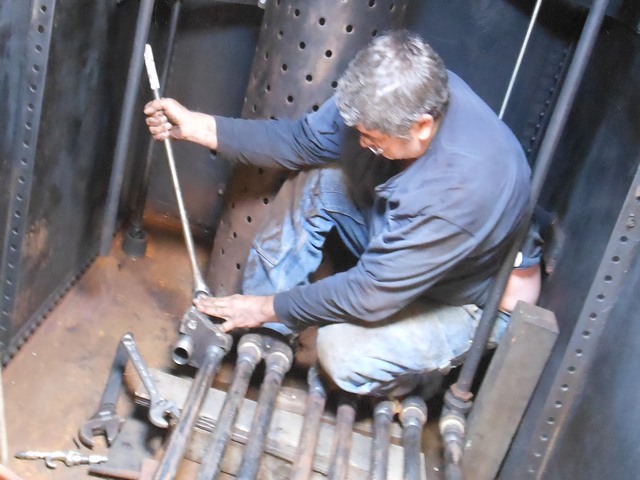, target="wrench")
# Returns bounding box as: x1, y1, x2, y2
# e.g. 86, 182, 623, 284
78, 342, 127, 448
121, 332, 180, 428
